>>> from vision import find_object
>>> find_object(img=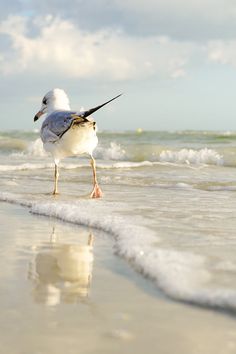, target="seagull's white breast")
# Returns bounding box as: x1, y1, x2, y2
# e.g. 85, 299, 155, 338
44, 124, 98, 161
